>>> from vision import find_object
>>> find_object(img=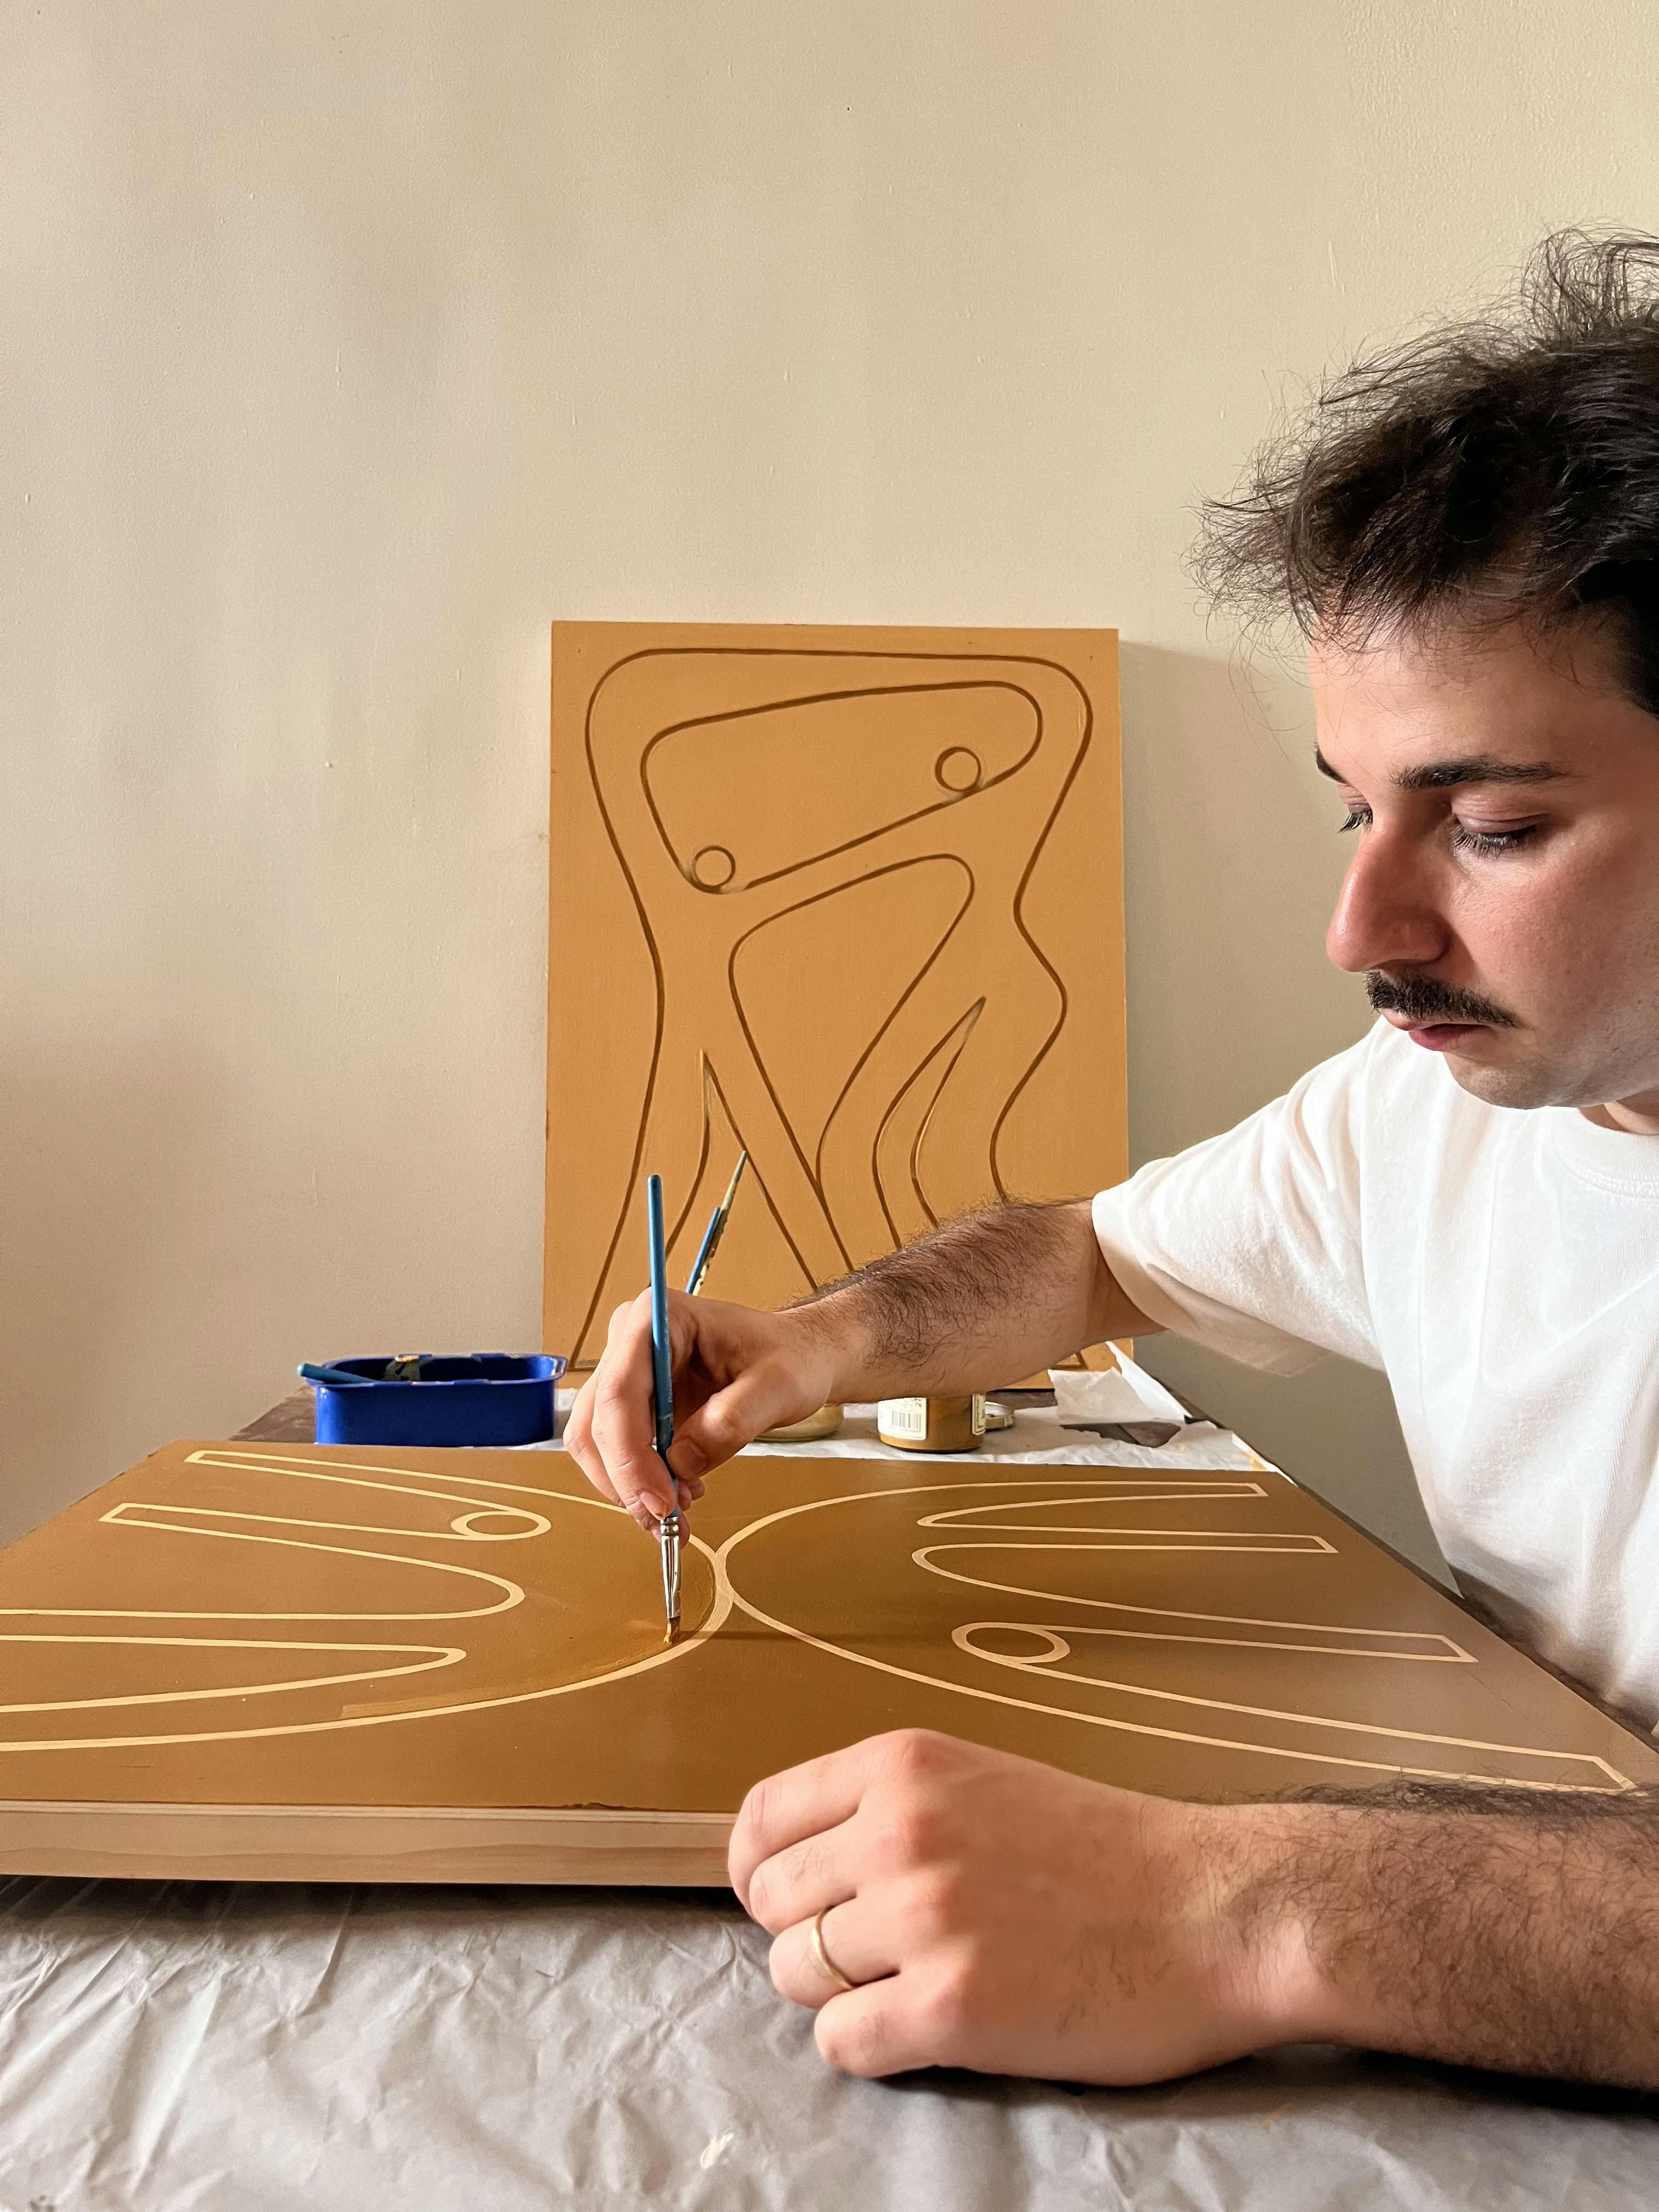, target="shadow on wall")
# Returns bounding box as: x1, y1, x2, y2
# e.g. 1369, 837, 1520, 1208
1117, 640, 1371, 1148
1115, 642, 1450, 1588
0, 1048, 223, 1546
